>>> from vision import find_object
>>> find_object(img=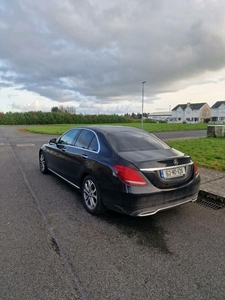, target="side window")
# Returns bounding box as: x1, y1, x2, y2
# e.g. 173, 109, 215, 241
58, 129, 80, 145
75, 130, 95, 149
88, 136, 98, 152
